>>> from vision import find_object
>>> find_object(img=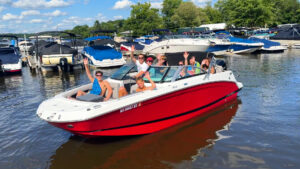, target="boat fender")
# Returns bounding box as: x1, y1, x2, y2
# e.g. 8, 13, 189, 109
59, 58, 69, 72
